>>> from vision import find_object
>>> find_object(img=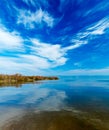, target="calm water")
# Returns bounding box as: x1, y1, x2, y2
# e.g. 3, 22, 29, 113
0, 76, 109, 130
